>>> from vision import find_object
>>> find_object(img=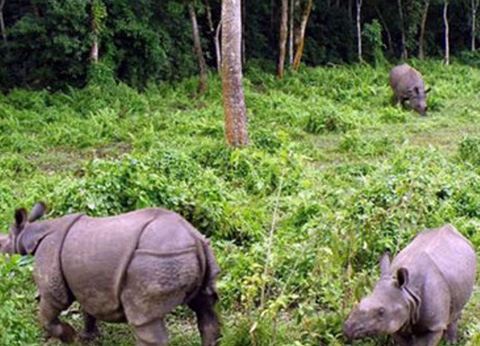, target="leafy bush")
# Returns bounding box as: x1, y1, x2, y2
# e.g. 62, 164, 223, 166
0, 256, 39, 346
459, 136, 480, 166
